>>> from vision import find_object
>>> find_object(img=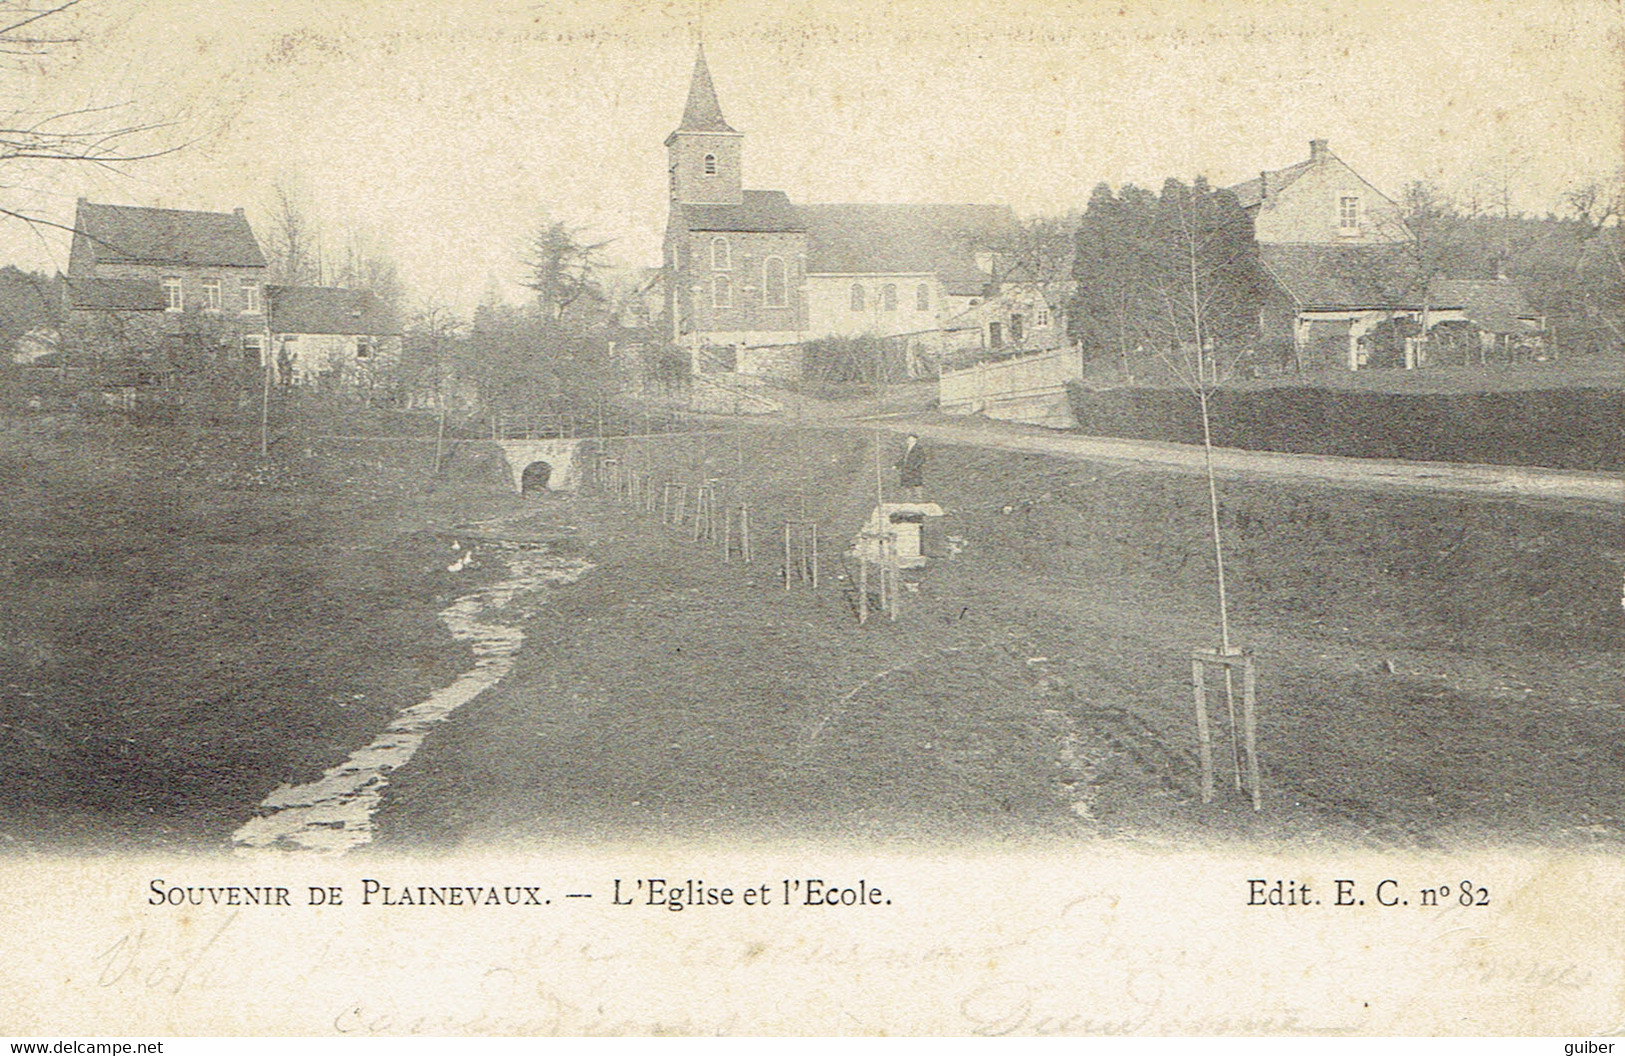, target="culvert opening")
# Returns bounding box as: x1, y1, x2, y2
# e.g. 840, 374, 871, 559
521, 461, 553, 493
